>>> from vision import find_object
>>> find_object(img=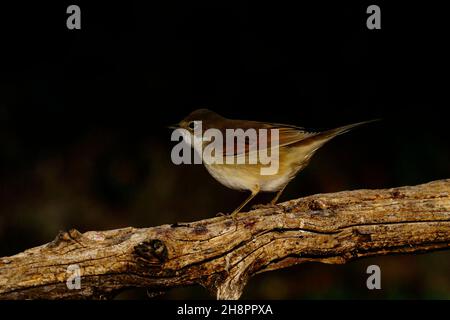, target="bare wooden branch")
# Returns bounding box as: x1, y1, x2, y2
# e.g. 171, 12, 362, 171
1, 179, 450, 300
